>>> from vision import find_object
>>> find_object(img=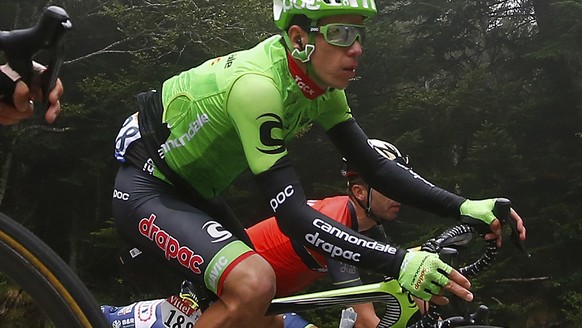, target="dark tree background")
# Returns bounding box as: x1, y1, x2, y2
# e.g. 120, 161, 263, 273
1, 0, 581, 326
